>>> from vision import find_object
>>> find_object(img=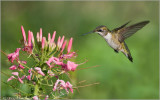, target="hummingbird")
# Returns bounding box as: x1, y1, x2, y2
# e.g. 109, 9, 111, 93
82, 21, 150, 62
